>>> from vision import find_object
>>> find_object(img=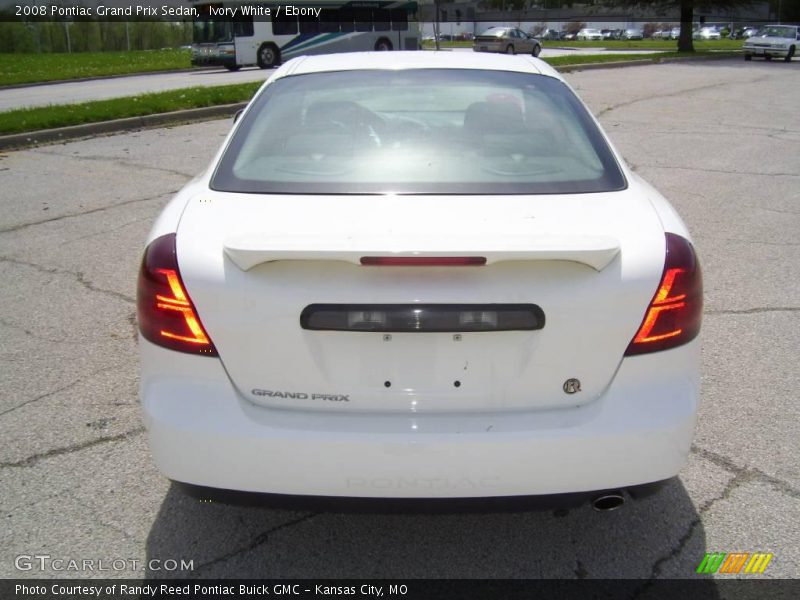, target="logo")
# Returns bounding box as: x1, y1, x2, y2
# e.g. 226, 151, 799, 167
696, 552, 773, 574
